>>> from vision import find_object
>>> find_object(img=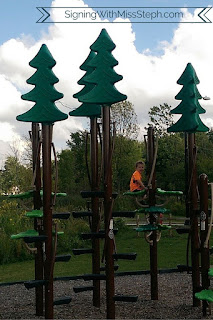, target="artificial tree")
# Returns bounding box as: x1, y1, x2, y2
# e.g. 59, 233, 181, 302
17, 44, 68, 319
168, 62, 209, 307
78, 28, 127, 319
